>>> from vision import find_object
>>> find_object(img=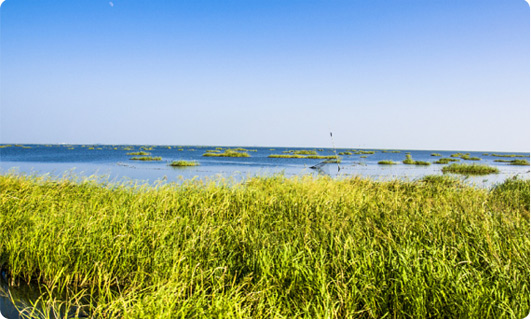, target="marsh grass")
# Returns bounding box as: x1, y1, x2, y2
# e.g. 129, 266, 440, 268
434, 158, 460, 164
338, 152, 352, 155
129, 156, 162, 161
431, 153, 442, 157
495, 159, 531, 166
126, 151, 151, 156
403, 154, 431, 166
169, 160, 200, 167
268, 154, 337, 159
0, 174, 528, 318
203, 149, 250, 157
378, 160, 397, 165
461, 155, 481, 161
442, 163, 499, 175
492, 154, 527, 158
